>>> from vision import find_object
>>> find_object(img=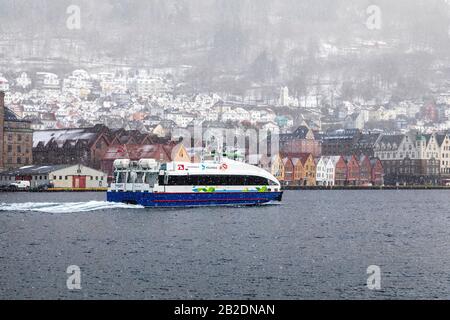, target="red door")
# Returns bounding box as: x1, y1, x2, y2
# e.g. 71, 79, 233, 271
72, 176, 86, 189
